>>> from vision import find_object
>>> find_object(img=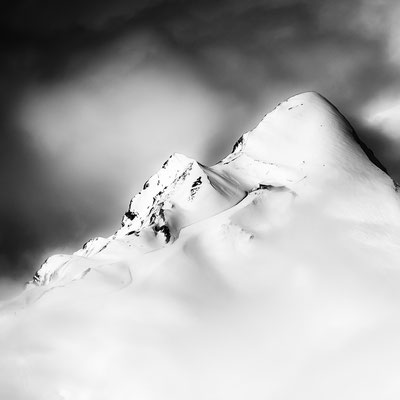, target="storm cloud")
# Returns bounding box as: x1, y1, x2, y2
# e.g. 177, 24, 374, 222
1, 0, 400, 280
